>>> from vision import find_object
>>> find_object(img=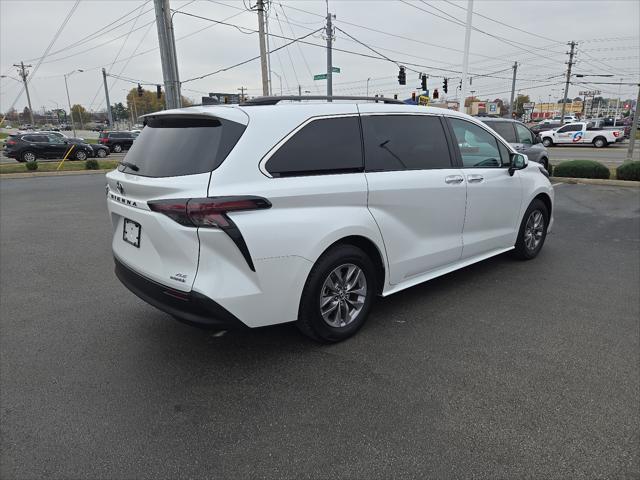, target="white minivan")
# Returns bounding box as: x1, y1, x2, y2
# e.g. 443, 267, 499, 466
106, 96, 554, 342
